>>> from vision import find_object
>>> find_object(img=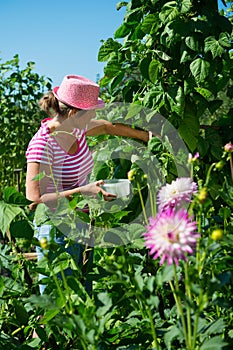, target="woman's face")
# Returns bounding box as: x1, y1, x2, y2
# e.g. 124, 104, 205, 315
72, 109, 96, 129
60, 109, 96, 130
